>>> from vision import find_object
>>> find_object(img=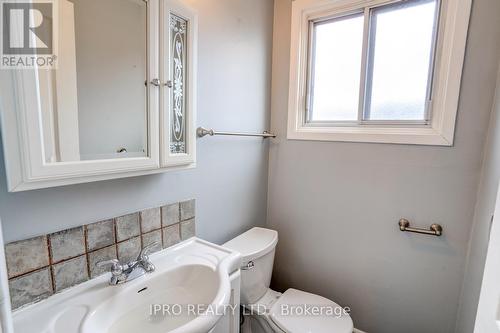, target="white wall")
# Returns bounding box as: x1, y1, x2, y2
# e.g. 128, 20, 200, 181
267, 0, 500, 332
457, 63, 500, 333
0, 0, 274, 243
474, 183, 500, 332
